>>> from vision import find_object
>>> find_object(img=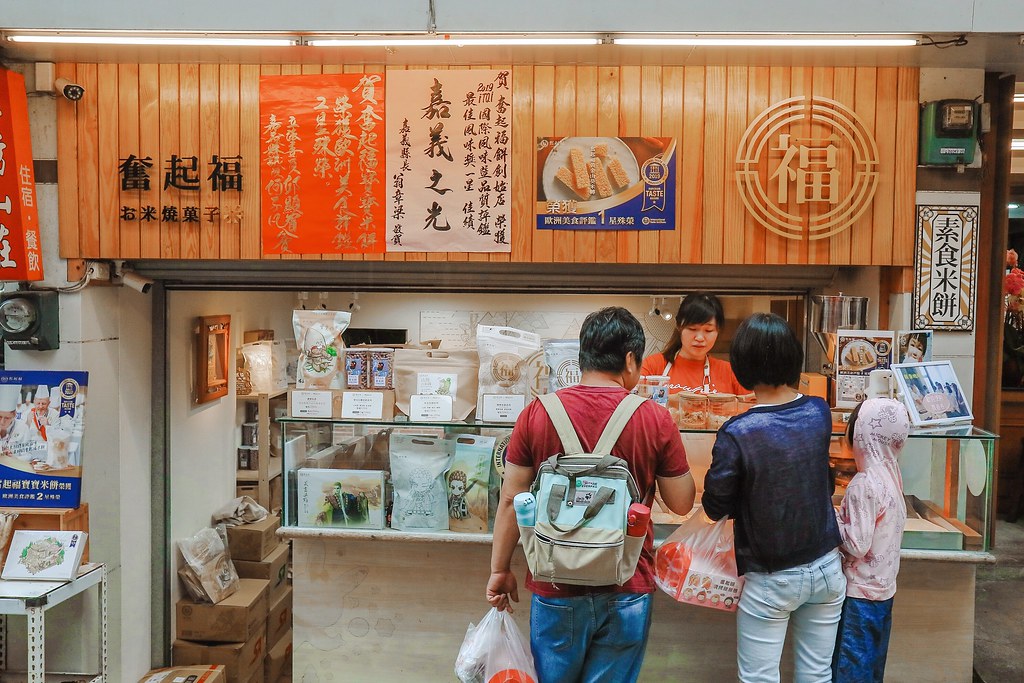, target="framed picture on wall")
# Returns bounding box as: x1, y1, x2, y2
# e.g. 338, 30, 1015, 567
194, 315, 231, 405
891, 361, 973, 427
